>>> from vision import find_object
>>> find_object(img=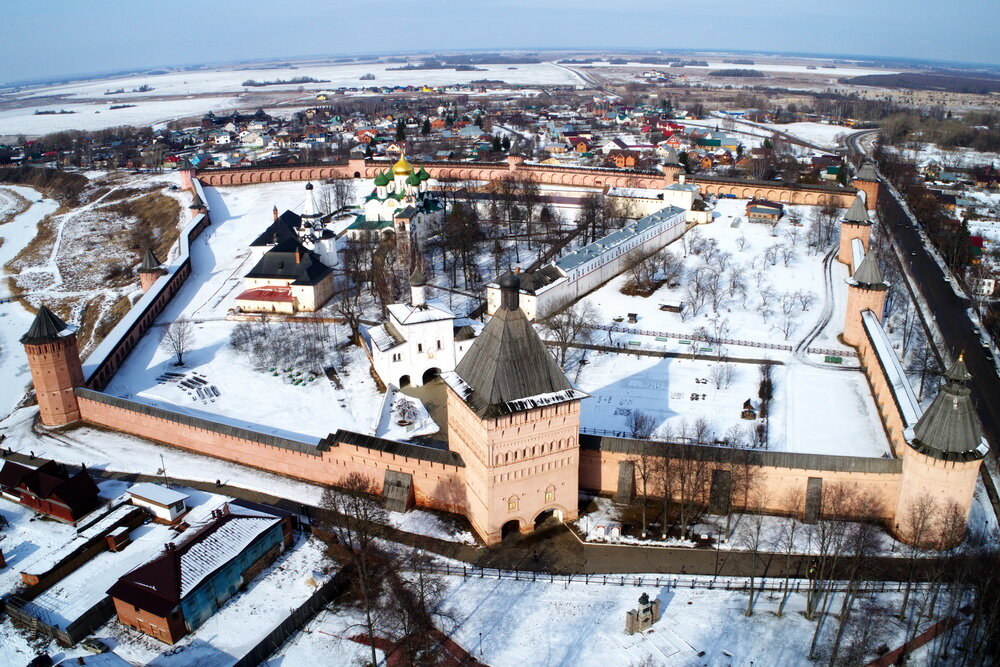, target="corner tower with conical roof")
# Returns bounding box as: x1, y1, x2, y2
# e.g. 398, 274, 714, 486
851, 160, 880, 211
894, 355, 988, 547
138, 248, 165, 293
20, 305, 85, 426
443, 274, 587, 543
842, 250, 889, 347
837, 193, 873, 266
